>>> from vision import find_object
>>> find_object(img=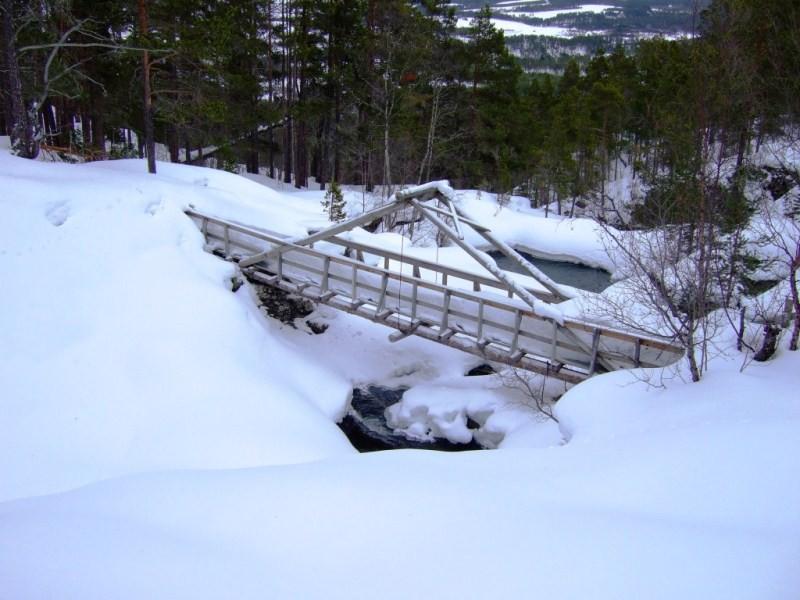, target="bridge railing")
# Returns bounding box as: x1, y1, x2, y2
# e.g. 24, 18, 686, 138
186, 209, 684, 382
319, 235, 559, 303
